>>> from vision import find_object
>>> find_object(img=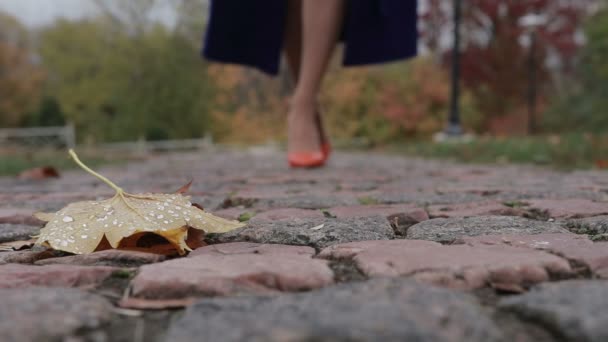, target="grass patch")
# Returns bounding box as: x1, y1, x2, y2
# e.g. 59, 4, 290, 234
0, 148, 132, 176
237, 212, 254, 222
503, 201, 528, 208
387, 133, 608, 170
320, 209, 337, 218
111, 269, 135, 279
358, 196, 379, 205
590, 234, 608, 242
